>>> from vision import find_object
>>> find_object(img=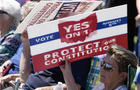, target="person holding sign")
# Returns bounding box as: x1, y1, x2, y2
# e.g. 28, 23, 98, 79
95, 44, 138, 90
20, 29, 91, 90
